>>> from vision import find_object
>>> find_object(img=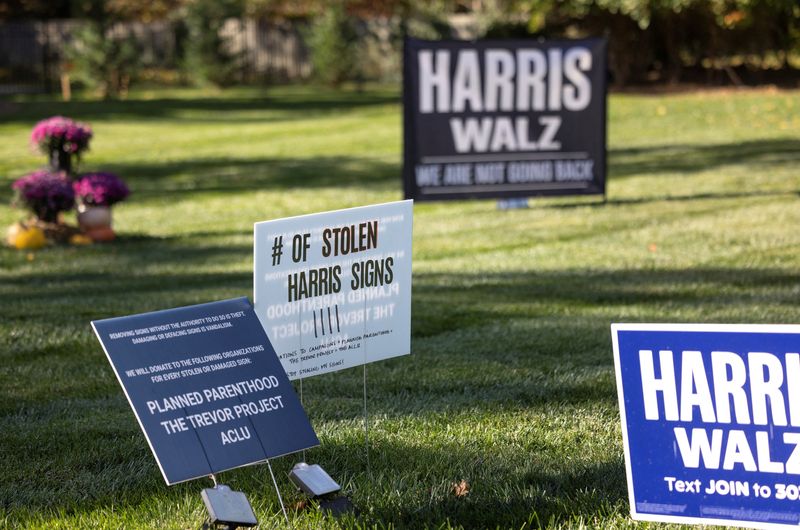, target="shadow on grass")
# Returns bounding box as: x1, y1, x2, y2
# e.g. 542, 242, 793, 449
302, 433, 628, 529
543, 188, 798, 210
4, 138, 796, 207
0, 232, 253, 310
1, 91, 400, 124
412, 268, 800, 338
105, 137, 796, 202
92, 138, 800, 196
0, 156, 401, 206
530, 137, 800, 208
7, 261, 796, 337
102, 155, 399, 197
5, 262, 795, 415
0, 407, 628, 530
609, 138, 800, 178
5, 262, 797, 358
0, 155, 399, 204
362, 460, 627, 529
0, 436, 627, 530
